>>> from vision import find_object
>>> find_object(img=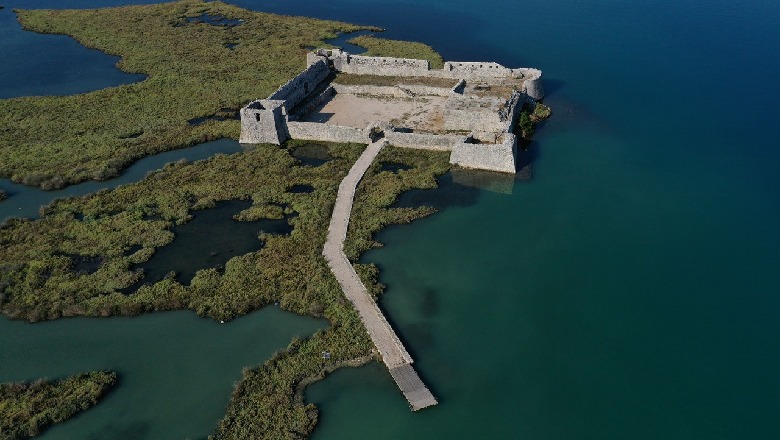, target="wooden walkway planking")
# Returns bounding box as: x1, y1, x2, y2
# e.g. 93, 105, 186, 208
322, 139, 437, 411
